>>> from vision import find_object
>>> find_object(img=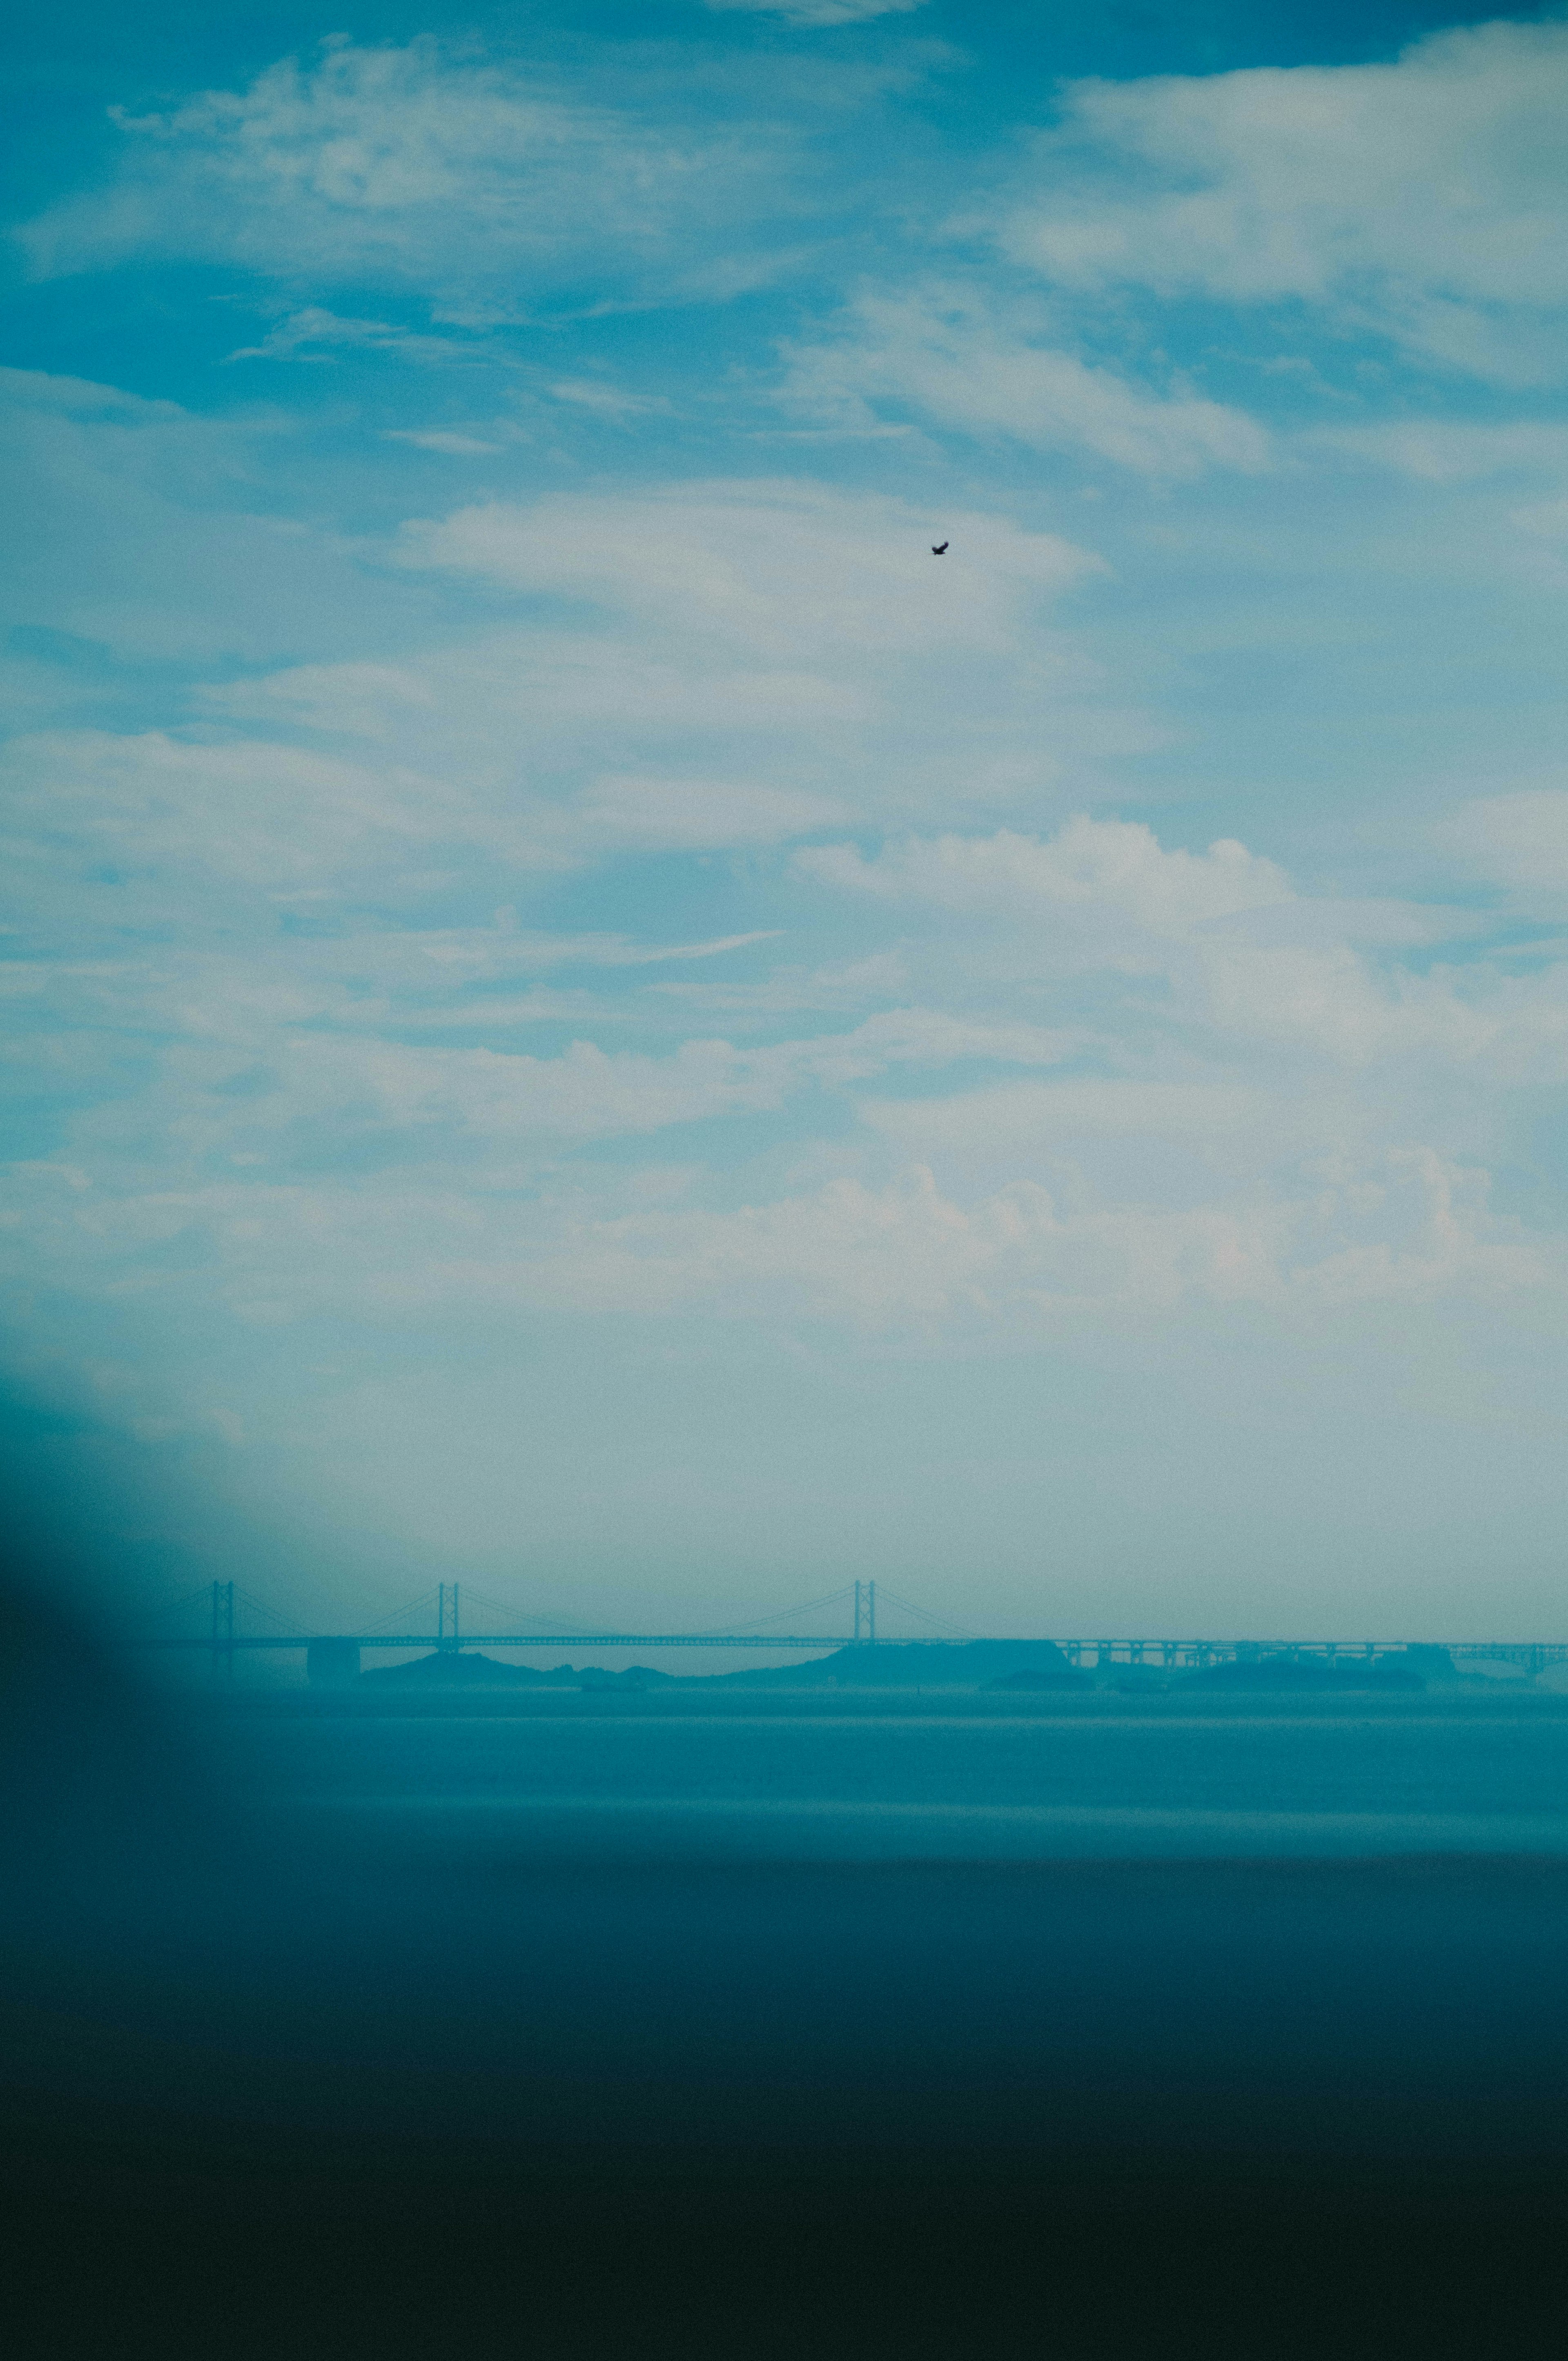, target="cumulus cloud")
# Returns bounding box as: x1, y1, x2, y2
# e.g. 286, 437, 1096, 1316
7, 1142, 1539, 1340
485, 1143, 1534, 1321
802, 818, 1568, 1078
1002, 20, 1568, 381
783, 289, 1271, 474
1192, 942, 1521, 1071
800, 818, 1292, 933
